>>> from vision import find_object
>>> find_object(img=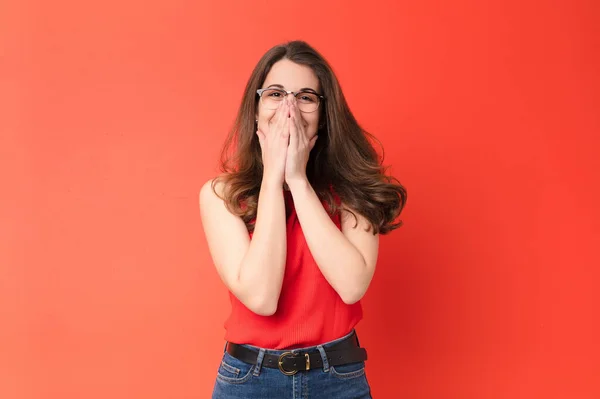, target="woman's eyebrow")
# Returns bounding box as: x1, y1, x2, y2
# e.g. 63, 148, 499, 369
267, 84, 318, 93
